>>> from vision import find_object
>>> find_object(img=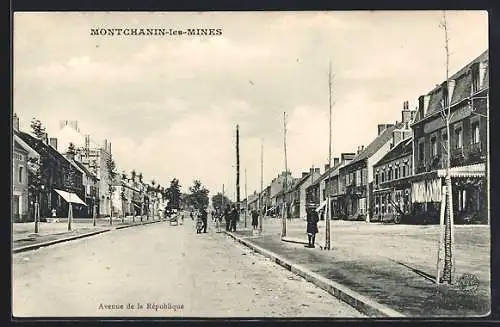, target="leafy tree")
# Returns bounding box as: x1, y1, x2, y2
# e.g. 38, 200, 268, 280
30, 118, 46, 139
67, 142, 76, 155
106, 158, 117, 222
187, 179, 209, 210
211, 192, 233, 214
165, 178, 181, 210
